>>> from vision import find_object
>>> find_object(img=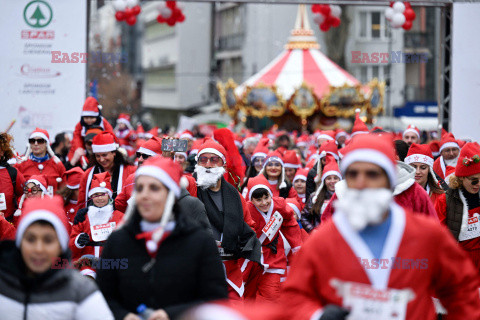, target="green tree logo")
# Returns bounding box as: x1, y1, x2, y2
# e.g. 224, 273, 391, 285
23, 0, 53, 28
